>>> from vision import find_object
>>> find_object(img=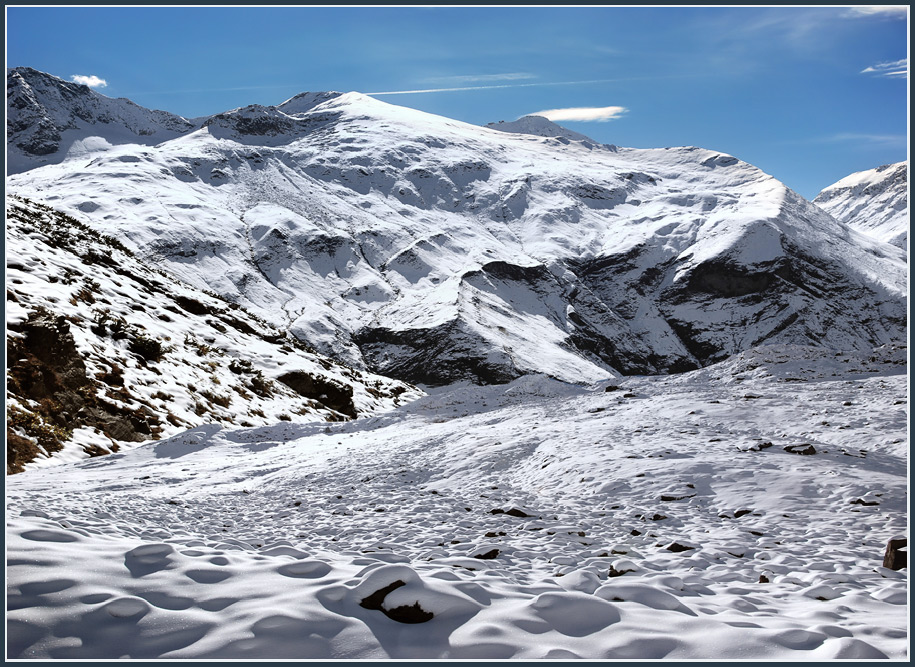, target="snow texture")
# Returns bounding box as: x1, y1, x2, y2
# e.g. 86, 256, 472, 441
6, 346, 908, 659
